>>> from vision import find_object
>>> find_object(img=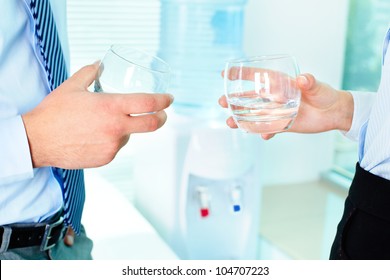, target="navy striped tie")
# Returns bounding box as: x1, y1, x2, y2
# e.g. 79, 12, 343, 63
25, 0, 85, 234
